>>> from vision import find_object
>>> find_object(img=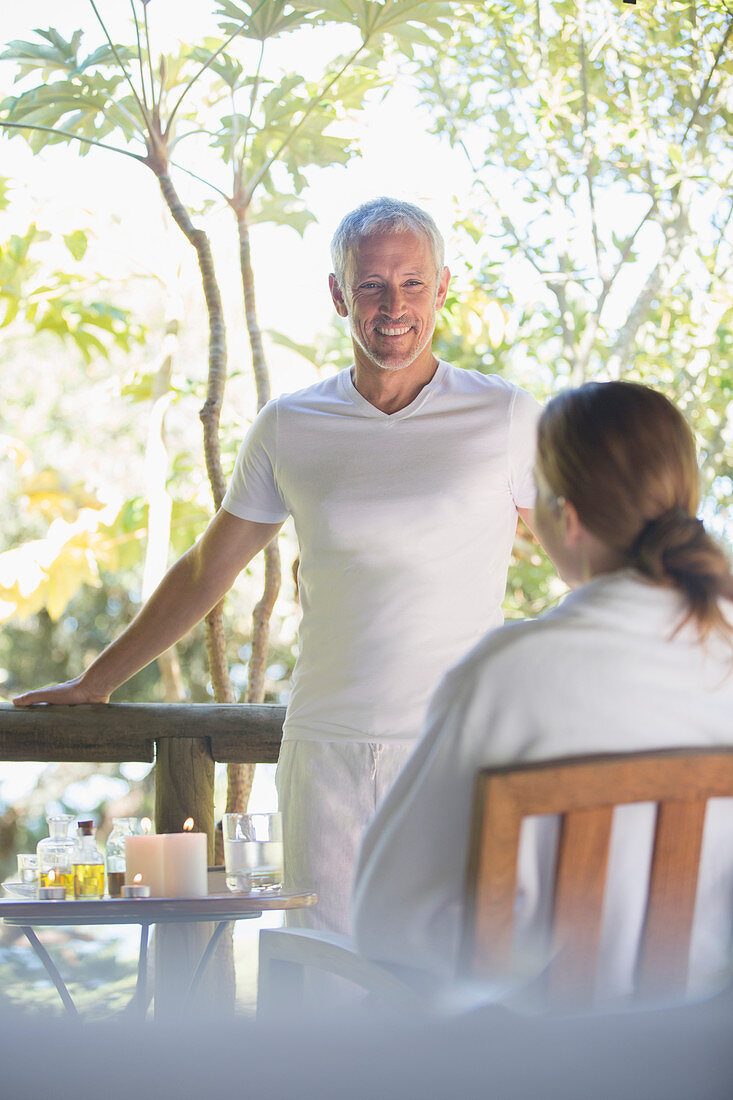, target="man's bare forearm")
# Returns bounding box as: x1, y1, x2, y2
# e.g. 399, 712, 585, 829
80, 547, 225, 698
